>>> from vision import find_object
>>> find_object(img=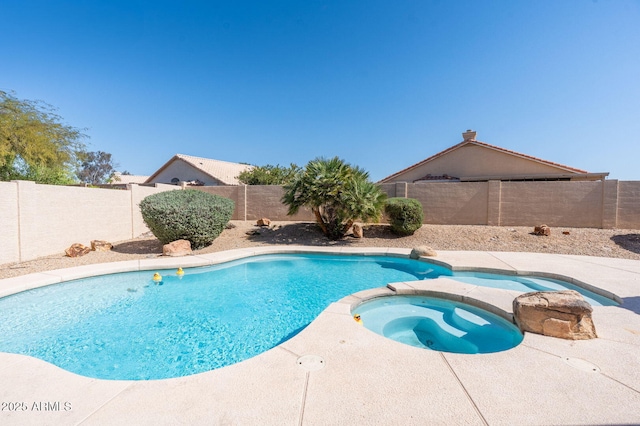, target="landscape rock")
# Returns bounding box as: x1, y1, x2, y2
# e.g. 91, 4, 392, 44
257, 218, 271, 227
409, 246, 437, 259
513, 290, 597, 340
352, 223, 363, 238
91, 240, 113, 252
65, 243, 91, 258
163, 239, 192, 257
534, 224, 551, 236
